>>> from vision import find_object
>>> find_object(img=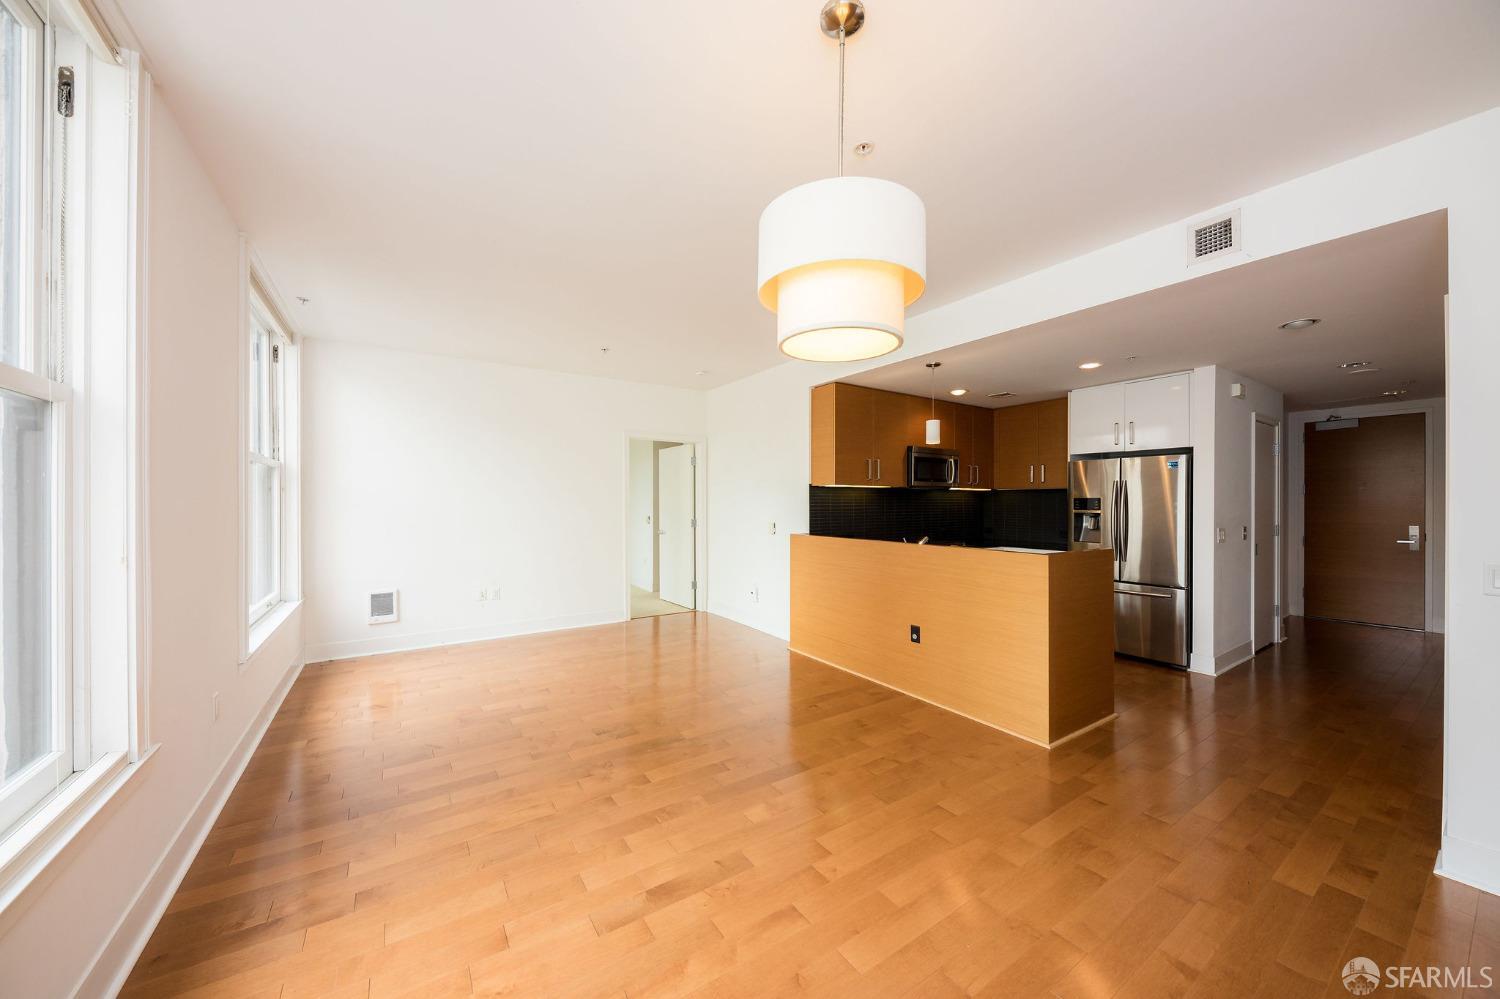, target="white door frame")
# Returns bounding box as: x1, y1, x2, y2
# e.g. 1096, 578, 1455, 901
1250, 413, 1283, 647
1285, 397, 1445, 633
621, 432, 706, 621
